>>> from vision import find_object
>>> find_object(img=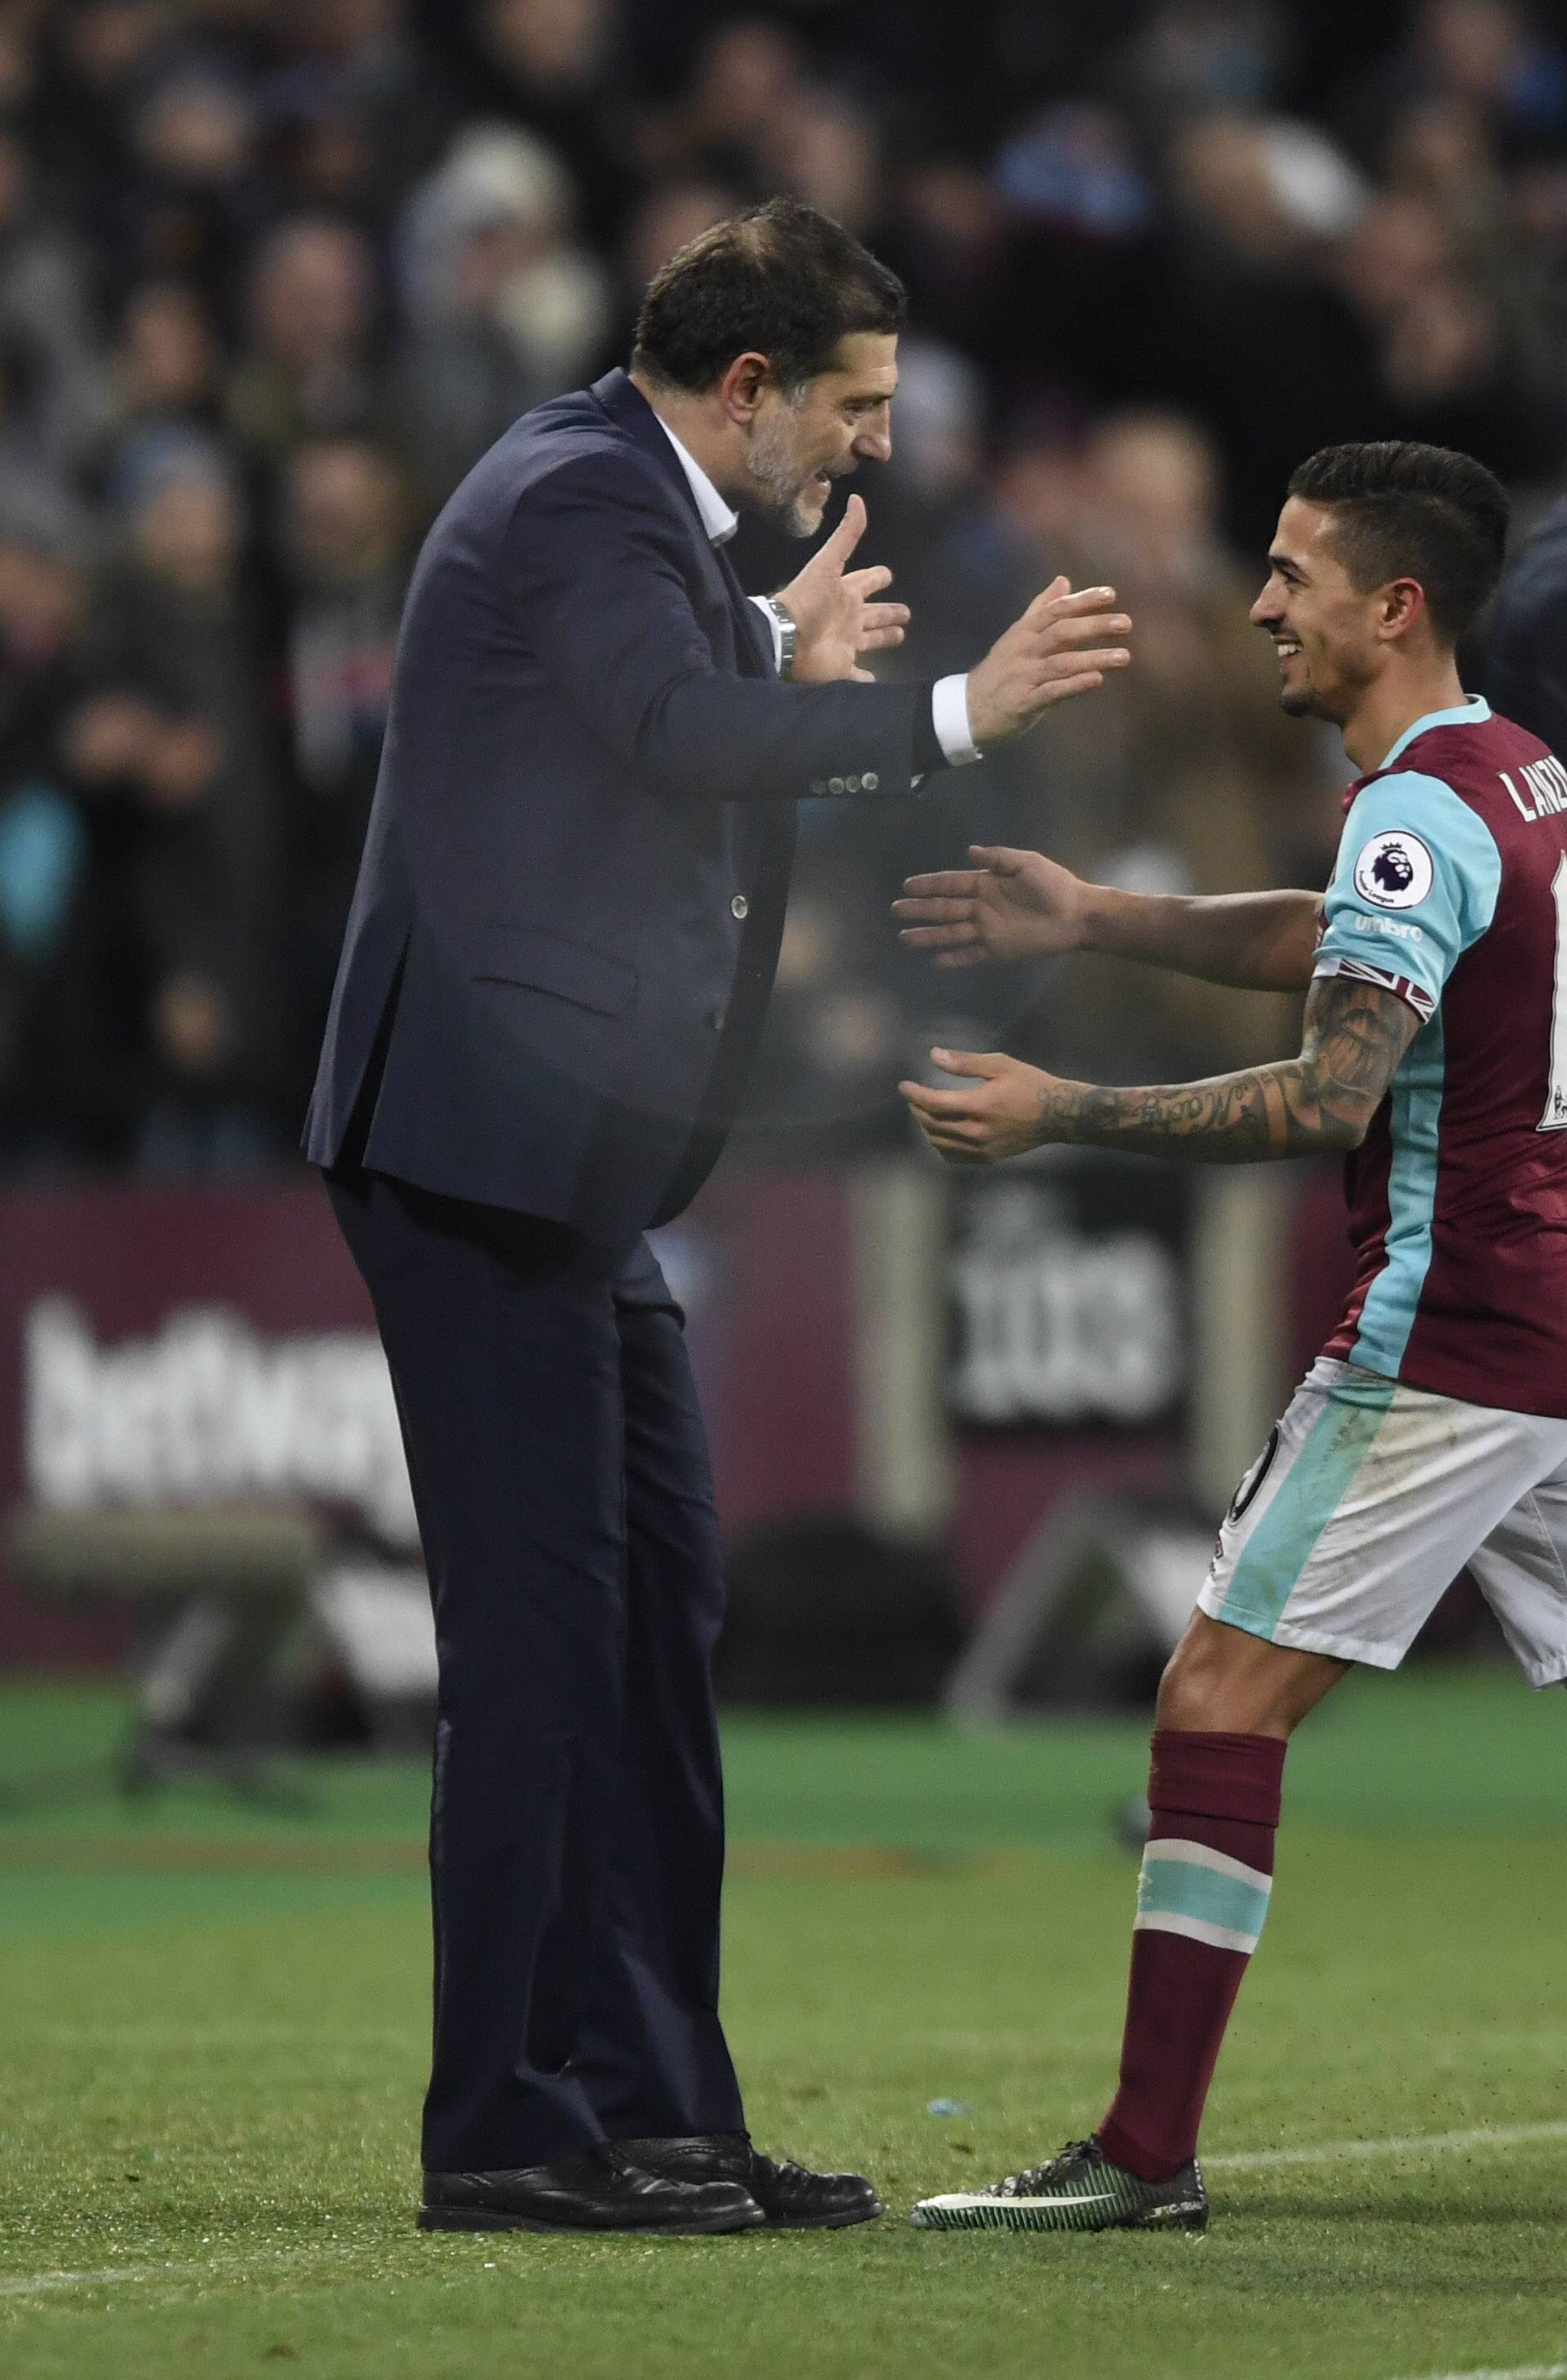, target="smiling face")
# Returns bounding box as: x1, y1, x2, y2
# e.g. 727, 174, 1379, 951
743, 331, 898, 535
1250, 495, 1400, 725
